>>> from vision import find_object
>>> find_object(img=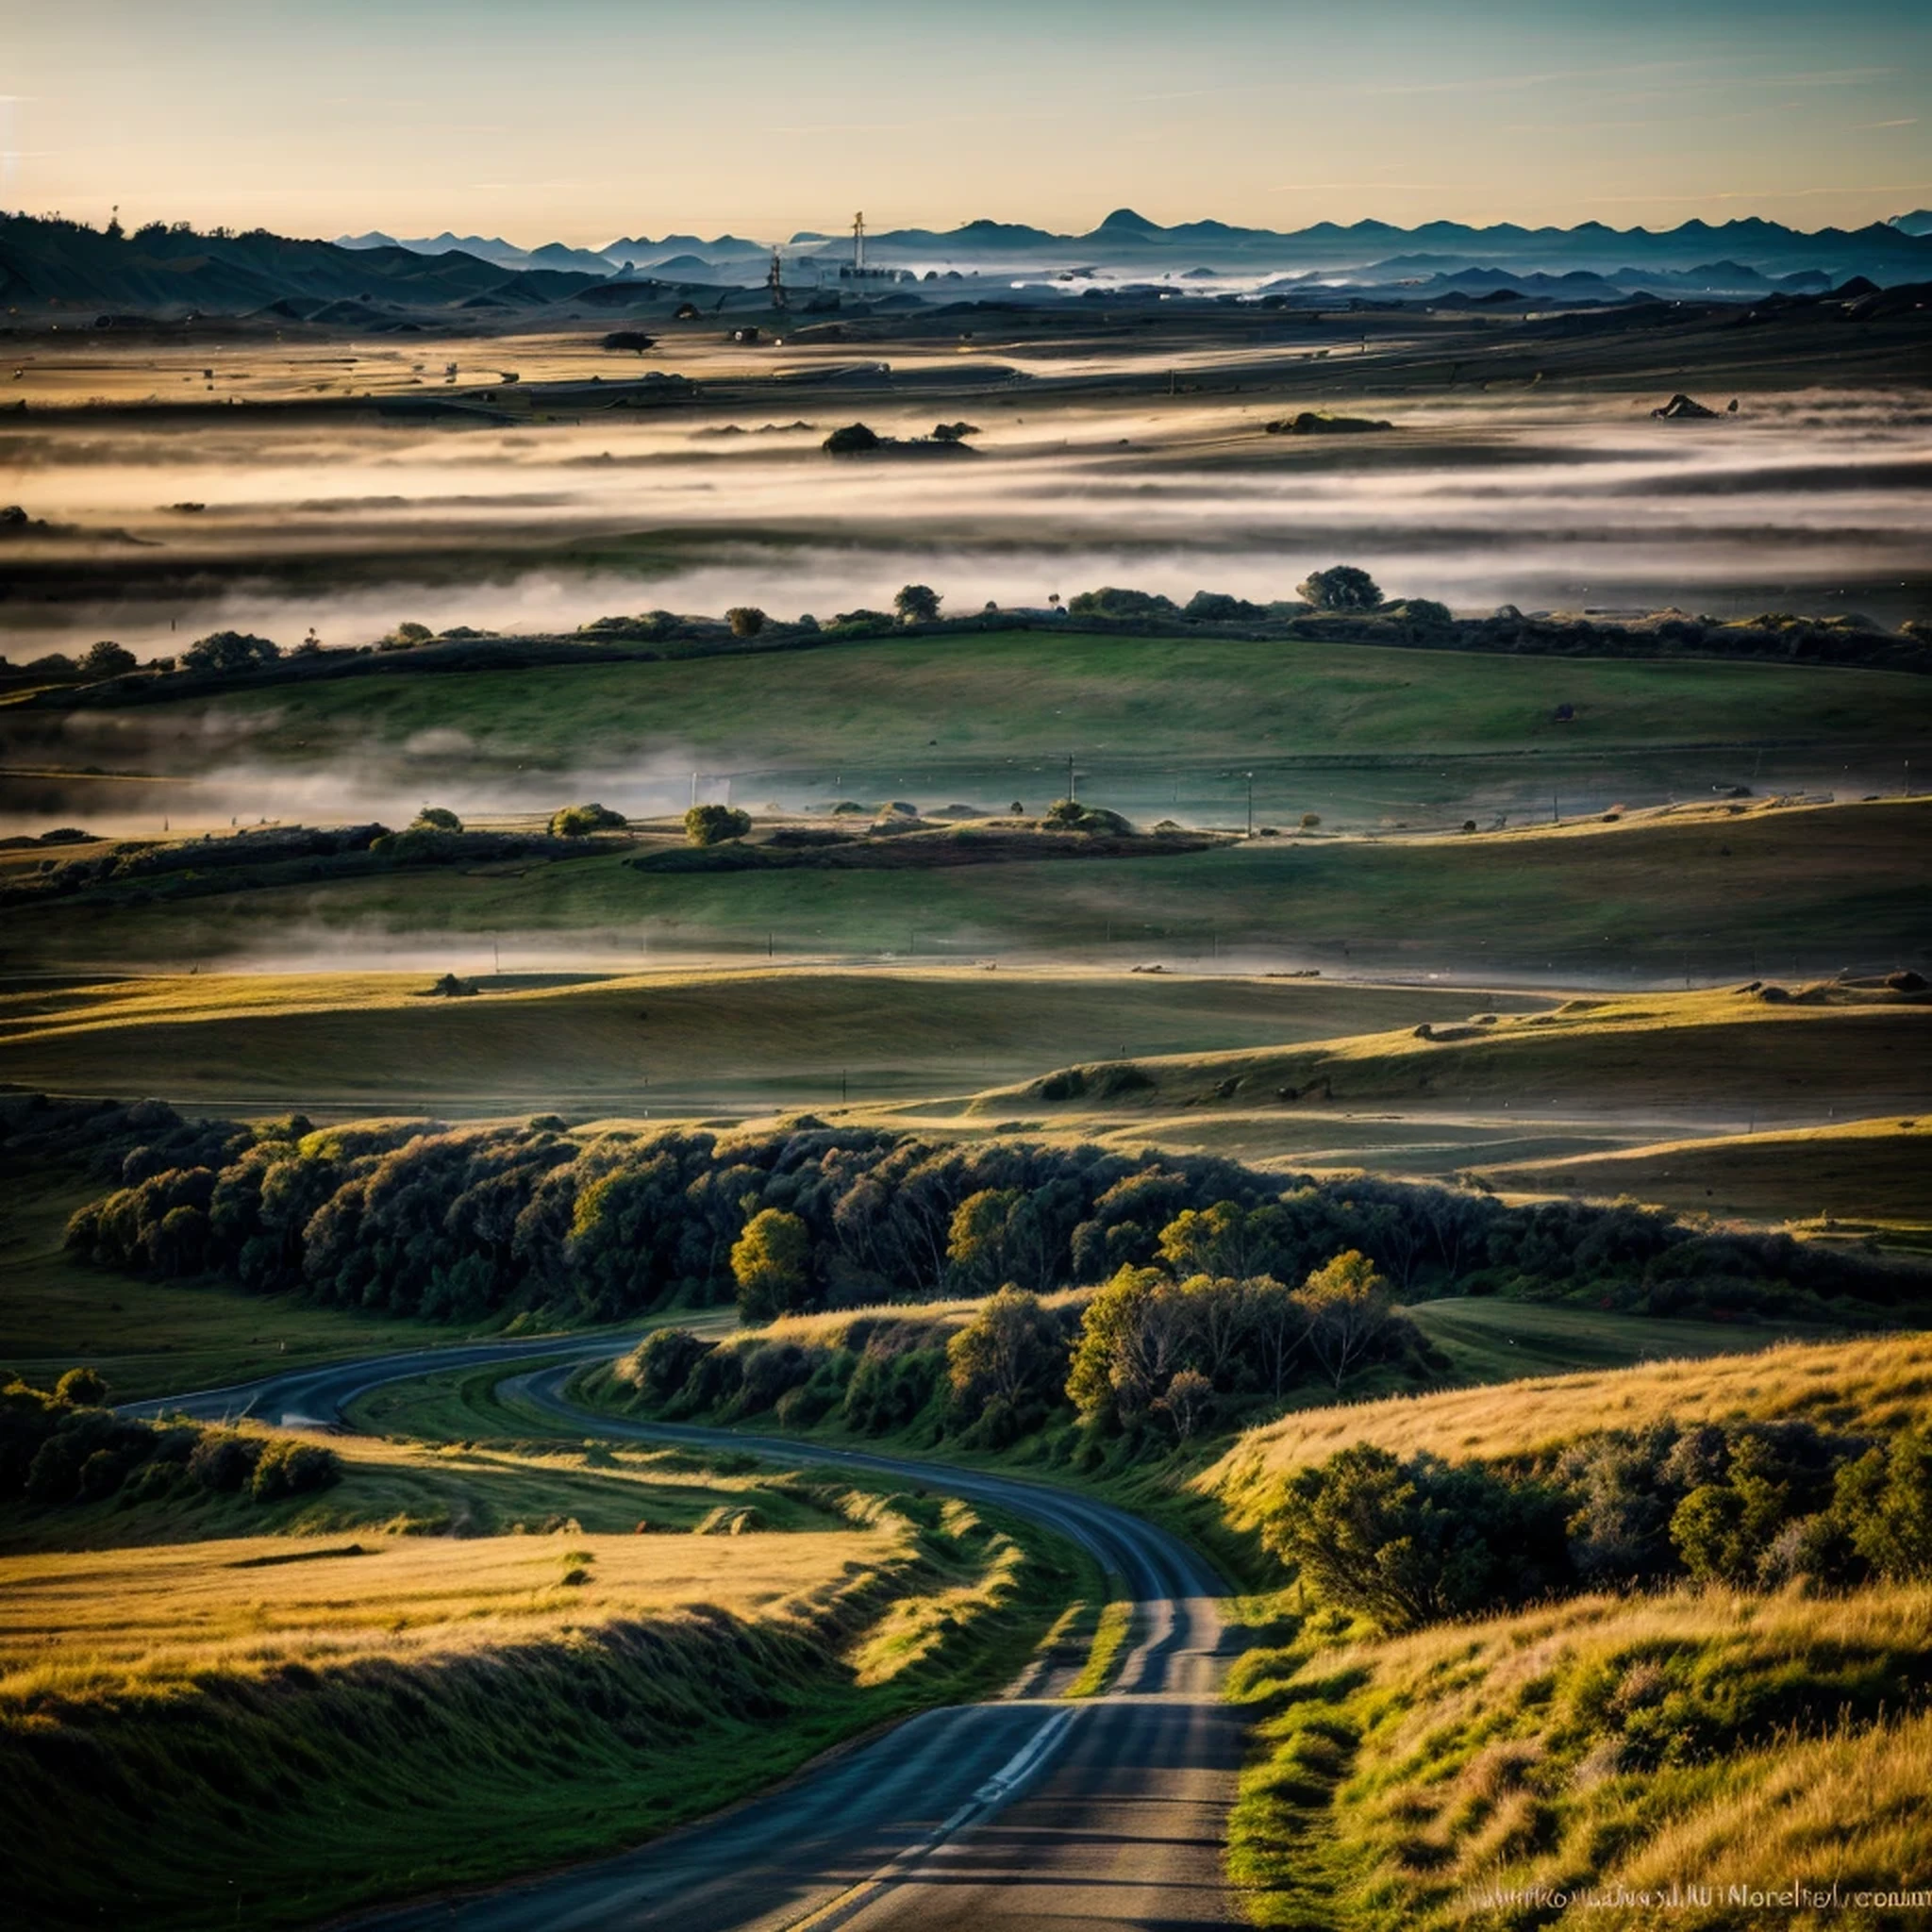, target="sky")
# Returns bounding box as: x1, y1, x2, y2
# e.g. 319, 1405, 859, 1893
6, 0, 1931, 244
